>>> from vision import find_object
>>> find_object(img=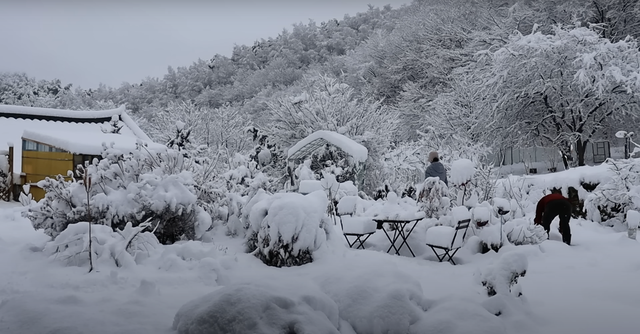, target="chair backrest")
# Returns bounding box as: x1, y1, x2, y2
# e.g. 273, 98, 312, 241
450, 218, 471, 249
